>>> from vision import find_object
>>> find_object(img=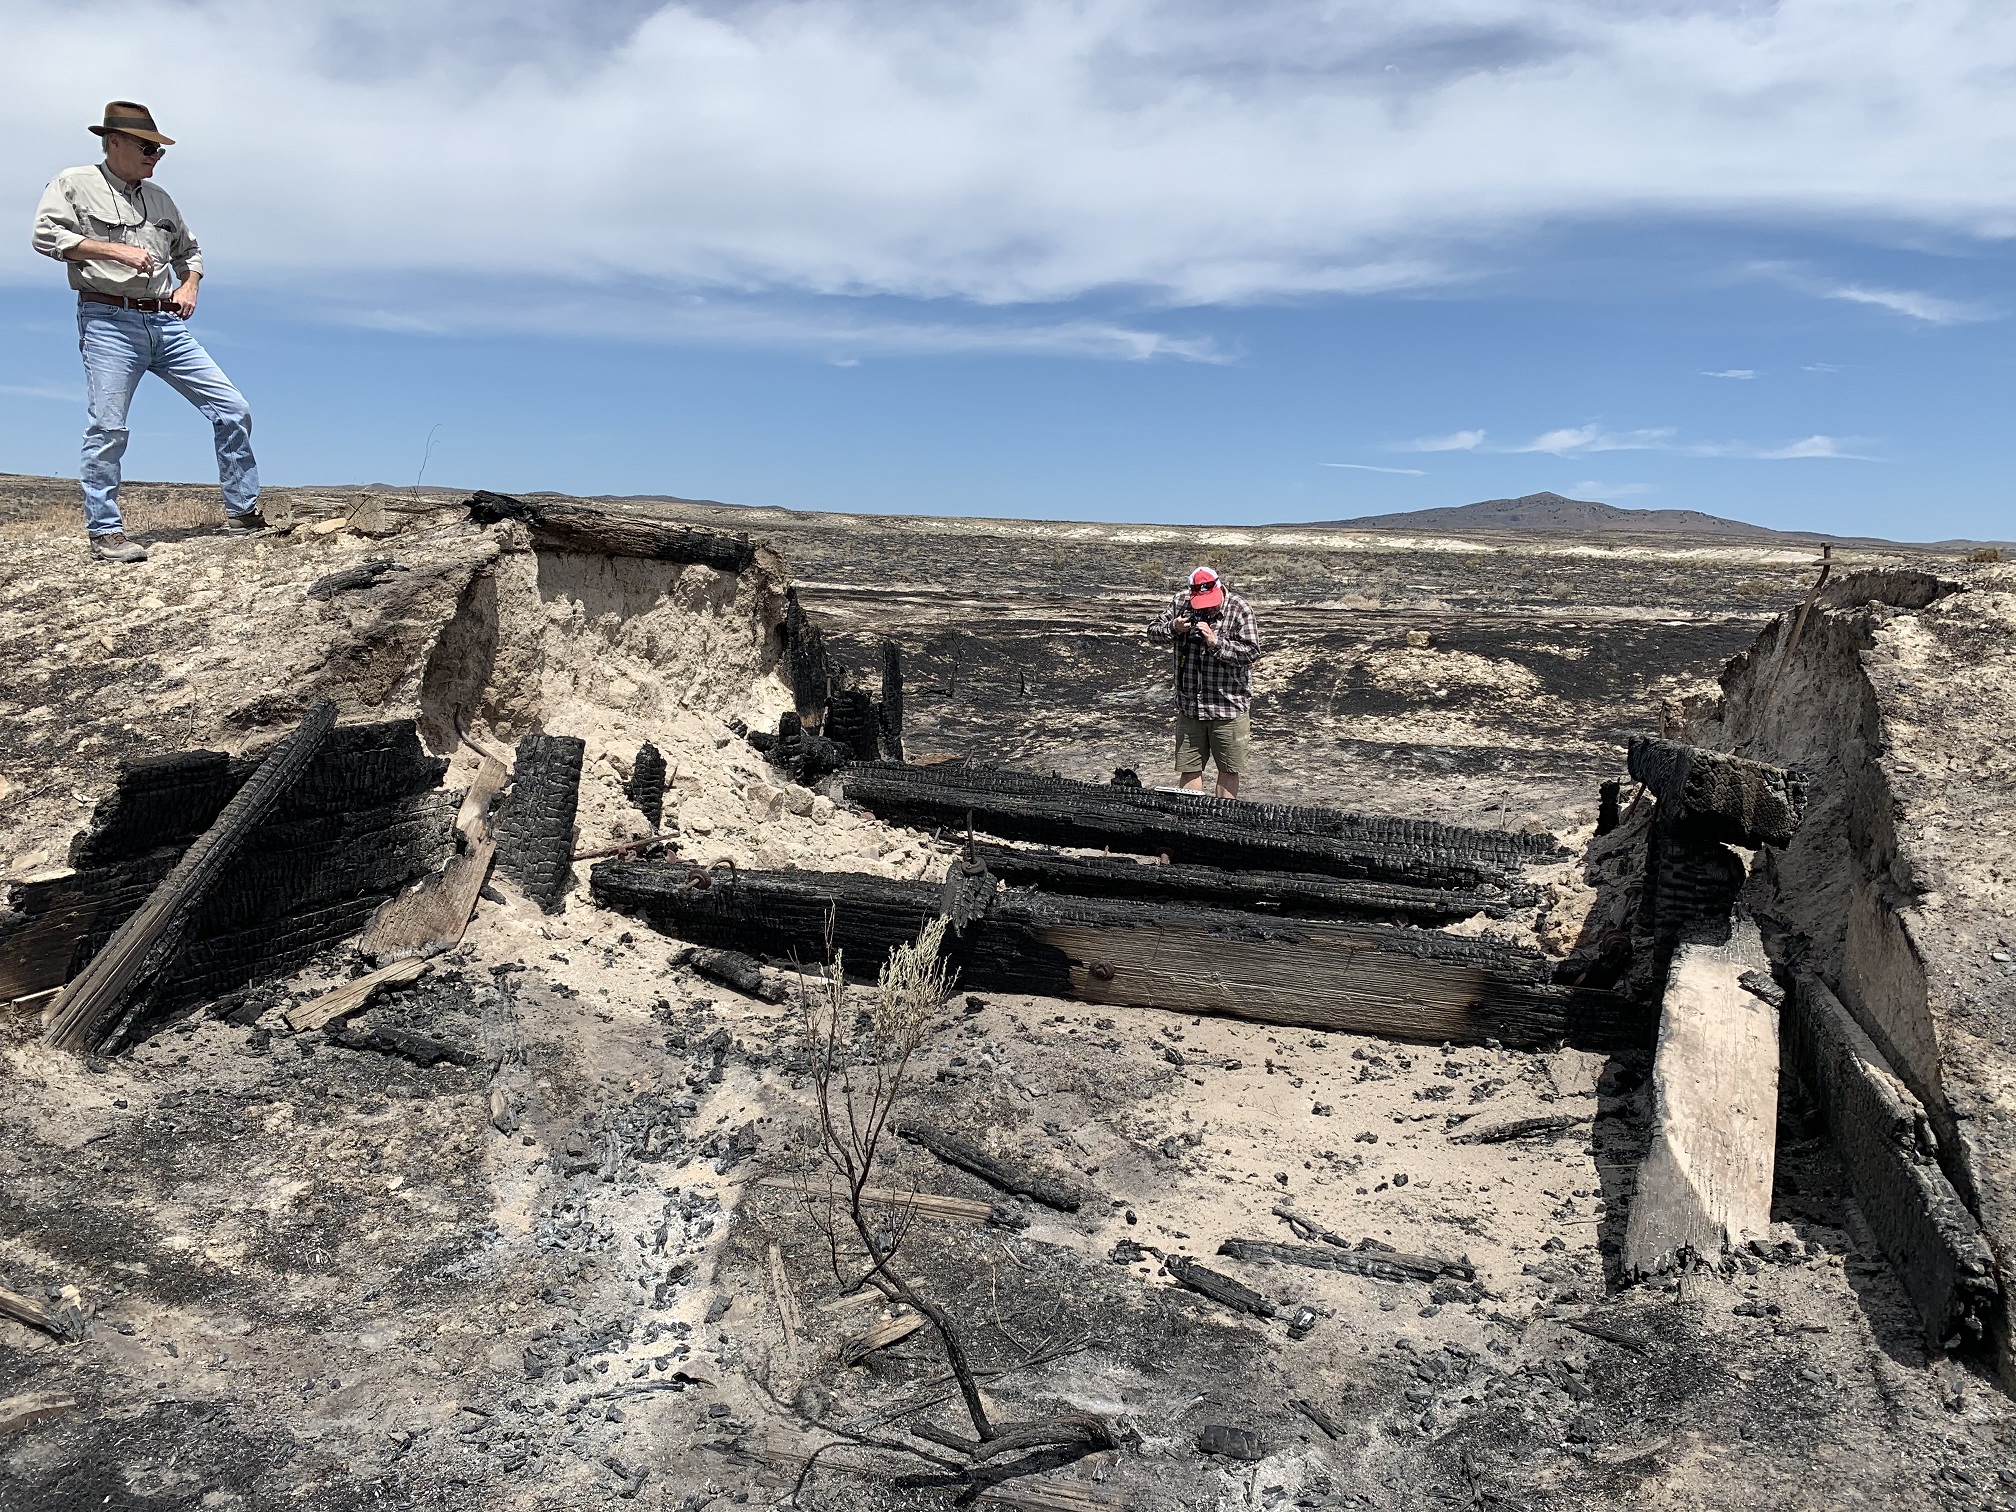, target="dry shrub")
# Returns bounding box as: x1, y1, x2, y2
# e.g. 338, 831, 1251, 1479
1967, 546, 2002, 564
